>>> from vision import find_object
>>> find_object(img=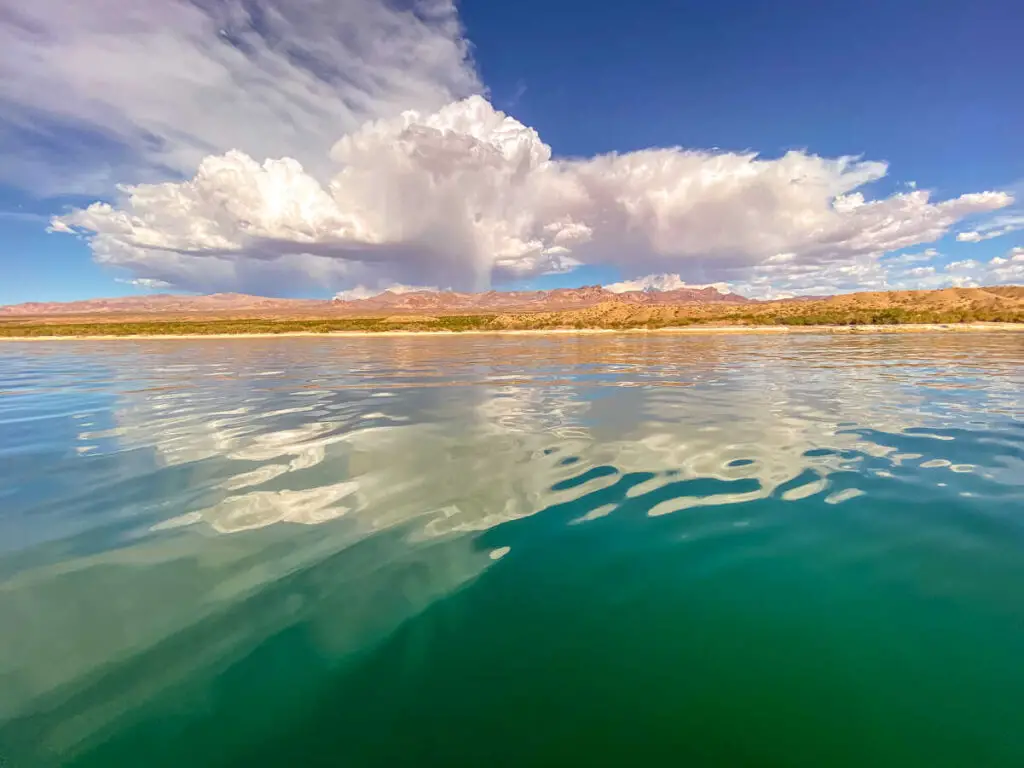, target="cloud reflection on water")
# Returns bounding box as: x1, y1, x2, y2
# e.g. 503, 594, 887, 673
89, 334, 1024, 539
